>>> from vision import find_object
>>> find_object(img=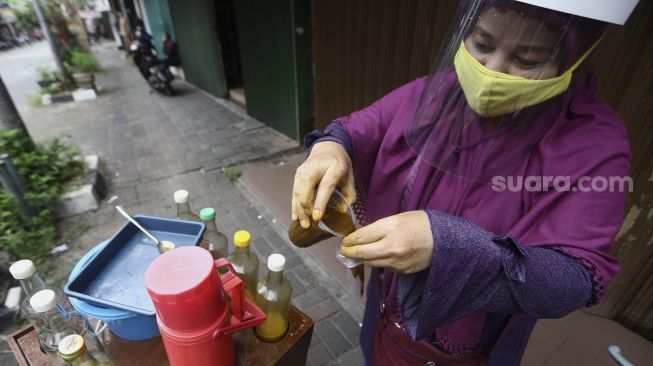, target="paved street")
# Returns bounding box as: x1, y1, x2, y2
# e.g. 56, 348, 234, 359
0, 41, 363, 365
